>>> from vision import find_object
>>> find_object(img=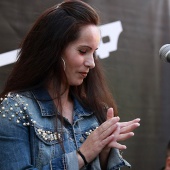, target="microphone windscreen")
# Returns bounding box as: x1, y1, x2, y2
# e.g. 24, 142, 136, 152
159, 44, 170, 62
